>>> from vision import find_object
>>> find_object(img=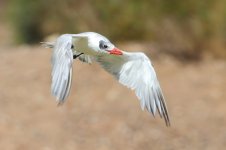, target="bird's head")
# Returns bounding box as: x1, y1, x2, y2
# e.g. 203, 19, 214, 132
87, 32, 123, 55
98, 40, 123, 55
